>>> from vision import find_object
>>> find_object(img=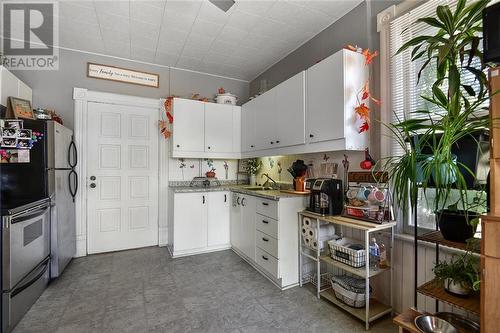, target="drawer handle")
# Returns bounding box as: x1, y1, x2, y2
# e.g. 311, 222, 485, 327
262, 237, 269, 242
262, 220, 269, 224
262, 202, 269, 206
262, 255, 269, 261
